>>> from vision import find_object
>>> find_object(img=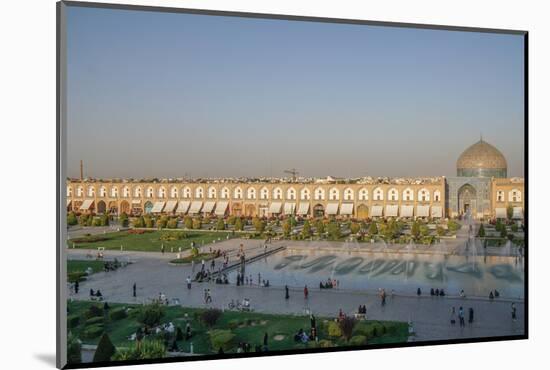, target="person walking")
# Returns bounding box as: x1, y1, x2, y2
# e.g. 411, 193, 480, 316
132, 282, 136, 297
458, 306, 465, 327
285, 285, 289, 300
468, 307, 474, 324
186, 276, 192, 289
75, 280, 79, 294
511, 303, 517, 322
417, 287, 422, 296
161, 244, 165, 254
304, 285, 309, 300
450, 306, 456, 325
